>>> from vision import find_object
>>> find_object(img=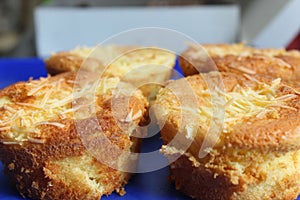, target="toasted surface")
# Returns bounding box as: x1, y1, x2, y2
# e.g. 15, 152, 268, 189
45, 52, 103, 75
0, 72, 148, 200
45, 45, 137, 75
156, 72, 300, 152
46, 45, 176, 100
180, 43, 300, 84
185, 43, 300, 58
154, 72, 300, 200
167, 150, 300, 200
